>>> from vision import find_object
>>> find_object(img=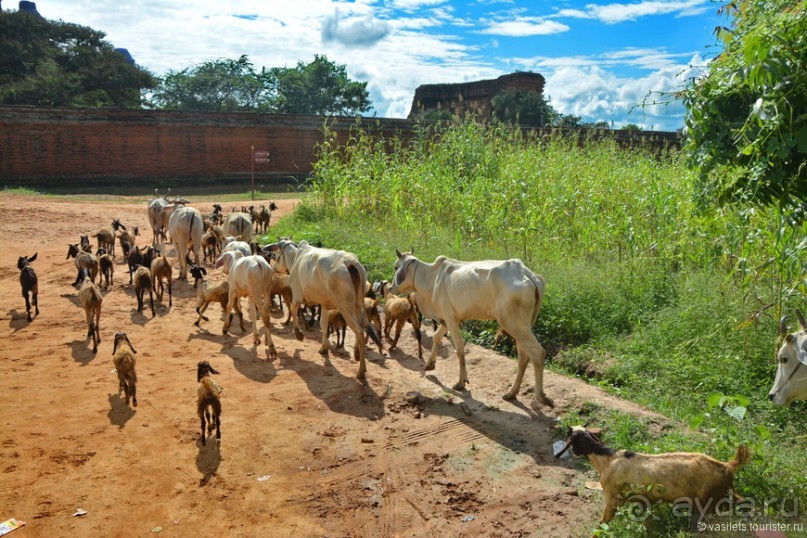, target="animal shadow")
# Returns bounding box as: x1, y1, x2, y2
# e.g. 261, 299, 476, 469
196, 439, 222, 486
69, 339, 96, 365
107, 393, 136, 428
